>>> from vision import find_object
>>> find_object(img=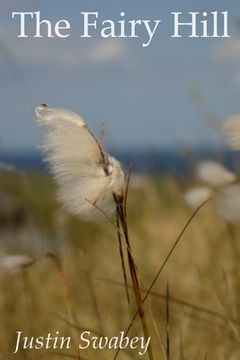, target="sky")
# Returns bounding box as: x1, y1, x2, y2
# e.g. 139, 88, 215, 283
0, 0, 240, 153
